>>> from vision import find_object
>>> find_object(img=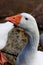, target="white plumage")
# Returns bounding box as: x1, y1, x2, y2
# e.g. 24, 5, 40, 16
0, 22, 14, 49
